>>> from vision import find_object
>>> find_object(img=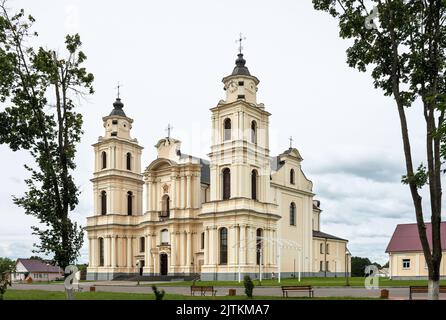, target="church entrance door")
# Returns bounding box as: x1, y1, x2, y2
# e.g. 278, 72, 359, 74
160, 253, 168, 275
